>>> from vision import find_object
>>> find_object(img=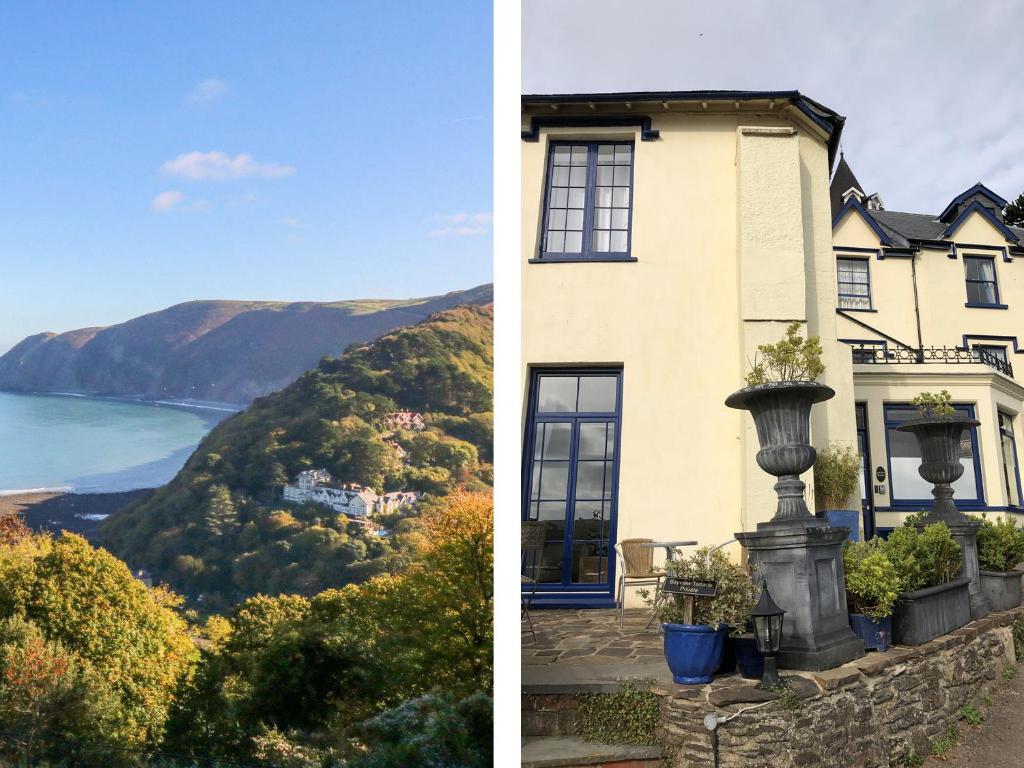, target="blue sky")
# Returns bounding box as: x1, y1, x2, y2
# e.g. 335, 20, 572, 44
0, 2, 492, 352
